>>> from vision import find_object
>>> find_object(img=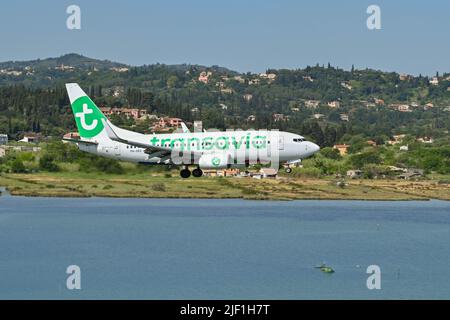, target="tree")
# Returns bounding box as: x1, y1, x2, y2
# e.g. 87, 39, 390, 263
320, 147, 342, 160
349, 150, 381, 169
310, 122, 325, 146
167, 75, 179, 88
10, 159, 26, 173
39, 153, 59, 172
